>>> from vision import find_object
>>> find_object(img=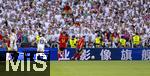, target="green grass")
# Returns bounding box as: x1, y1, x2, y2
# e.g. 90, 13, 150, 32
50, 61, 150, 76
